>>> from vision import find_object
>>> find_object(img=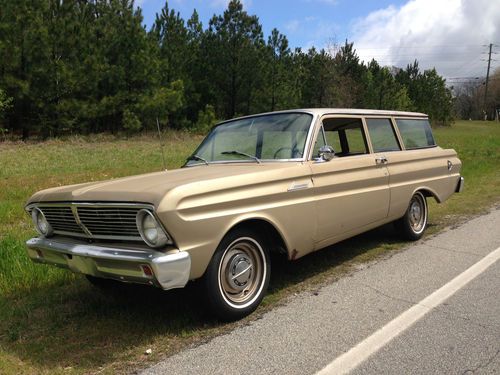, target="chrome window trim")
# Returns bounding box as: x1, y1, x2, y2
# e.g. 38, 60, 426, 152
303, 113, 319, 162
183, 158, 306, 167
25, 202, 168, 243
